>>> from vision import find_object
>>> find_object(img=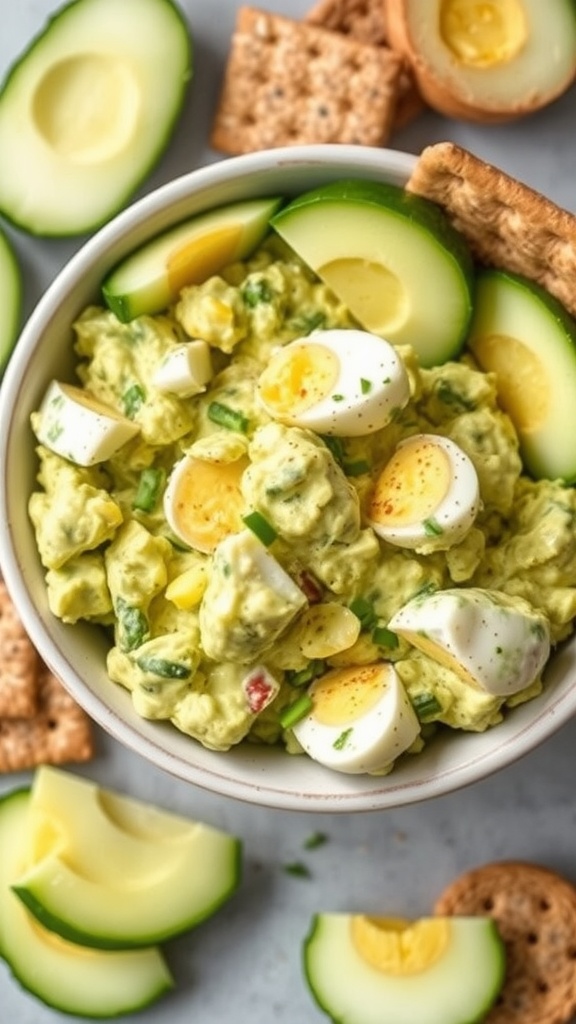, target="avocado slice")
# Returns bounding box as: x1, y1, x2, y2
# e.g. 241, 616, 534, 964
11, 765, 242, 949
467, 268, 576, 482
304, 912, 505, 1024
0, 0, 192, 236
102, 195, 284, 321
0, 227, 22, 375
0, 787, 173, 1017
270, 179, 474, 367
